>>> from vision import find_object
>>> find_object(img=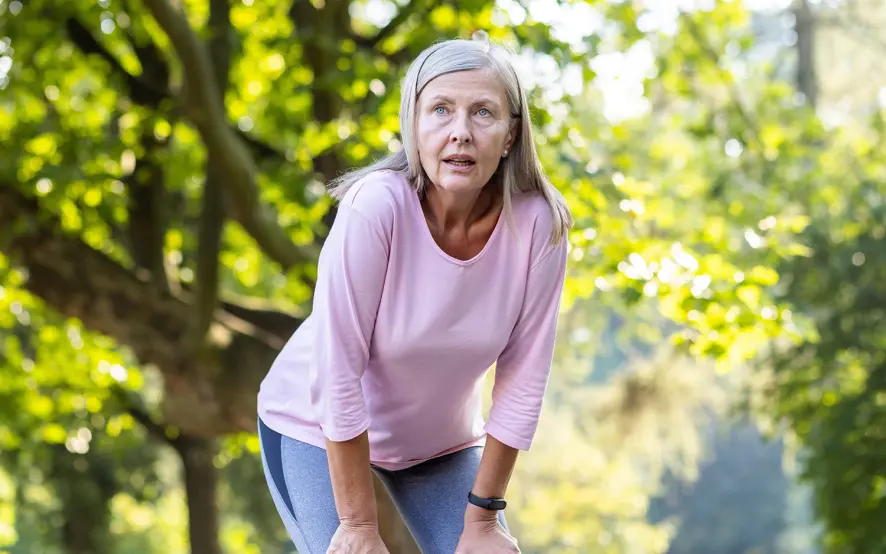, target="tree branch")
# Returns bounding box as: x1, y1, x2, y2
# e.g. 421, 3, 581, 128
64, 16, 288, 164
126, 128, 170, 290
192, 177, 226, 347
0, 183, 190, 370
352, 0, 422, 49
192, 0, 233, 348
218, 298, 302, 341
207, 0, 233, 90
682, 14, 762, 148
681, 12, 792, 194
350, 0, 443, 66
141, 0, 315, 270
65, 12, 330, 273
111, 385, 180, 447
65, 17, 167, 107
0, 182, 289, 436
